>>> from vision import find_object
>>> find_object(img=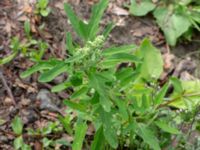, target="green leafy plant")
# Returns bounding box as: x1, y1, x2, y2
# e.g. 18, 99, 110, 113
11, 116, 70, 150
35, 0, 51, 17
11, 116, 31, 150
27, 120, 70, 149
20, 0, 200, 149
129, 0, 200, 46
0, 21, 48, 65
